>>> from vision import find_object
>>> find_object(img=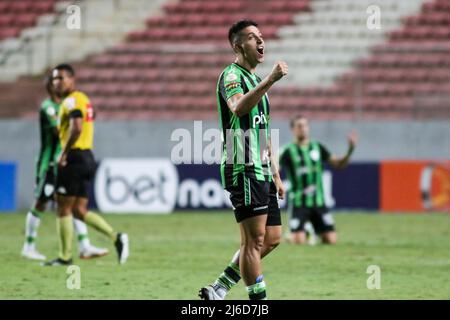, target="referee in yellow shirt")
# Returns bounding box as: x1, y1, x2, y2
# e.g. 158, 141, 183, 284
43, 64, 129, 266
